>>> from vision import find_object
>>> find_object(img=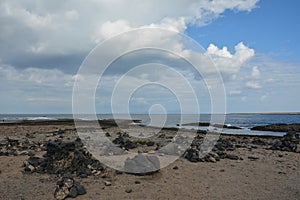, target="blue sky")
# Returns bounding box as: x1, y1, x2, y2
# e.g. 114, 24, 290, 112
0, 0, 299, 114
187, 0, 300, 62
